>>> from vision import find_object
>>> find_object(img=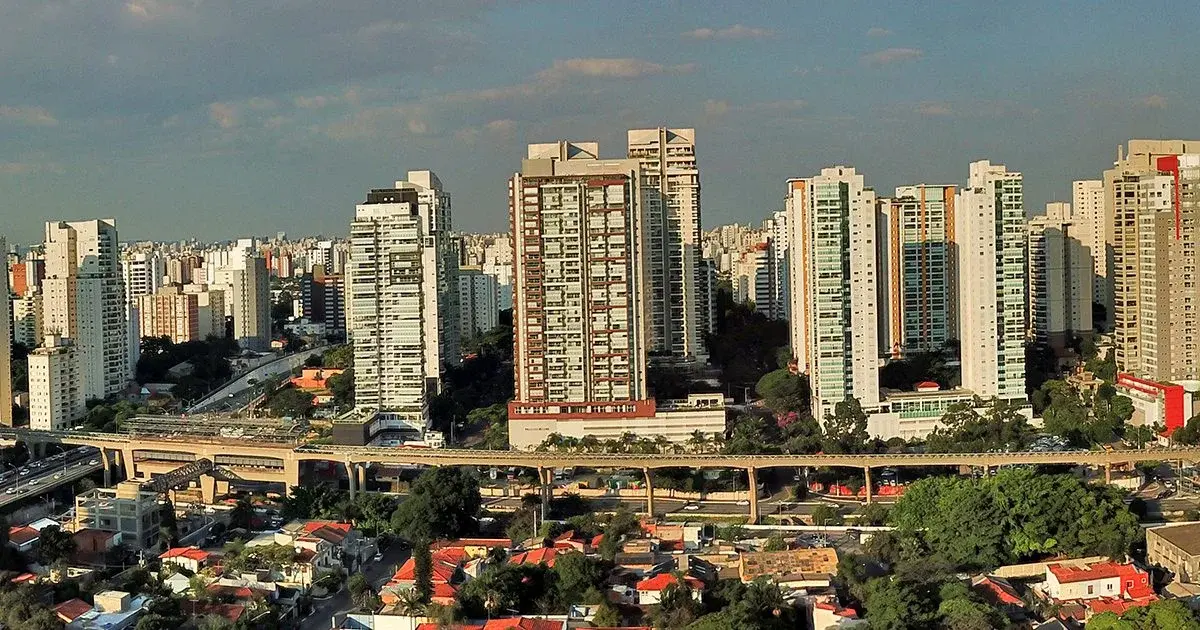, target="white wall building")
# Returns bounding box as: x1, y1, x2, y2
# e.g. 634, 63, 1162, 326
42, 219, 130, 401
787, 168, 881, 420
457, 267, 499, 339
392, 170, 461, 380
348, 187, 435, 432
0, 239, 9, 426
29, 335, 84, 430
12, 290, 42, 349
182, 284, 226, 340
1028, 202, 1094, 351
956, 161, 1027, 402
211, 244, 270, 351
627, 127, 709, 363
1071, 179, 1106, 317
